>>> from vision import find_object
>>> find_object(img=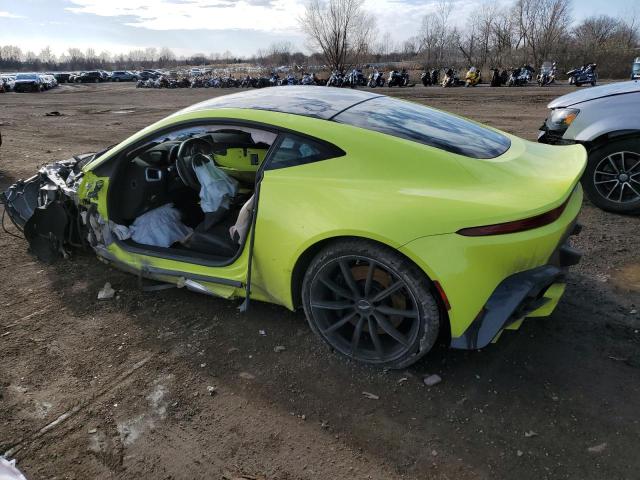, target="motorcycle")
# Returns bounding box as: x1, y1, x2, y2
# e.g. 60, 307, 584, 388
346, 68, 366, 88
430, 68, 439, 86
421, 70, 431, 86
388, 69, 409, 87
368, 69, 385, 87
489, 68, 502, 87
300, 72, 317, 85
537, 61, 556, 86
506, 65, 534, 86
280, 73, 297, 86
326, 70, 344, 87
268, 73, 280, 87
441, 68, 458, 87
464, 67, 481, 87
566, 63, 597, 87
